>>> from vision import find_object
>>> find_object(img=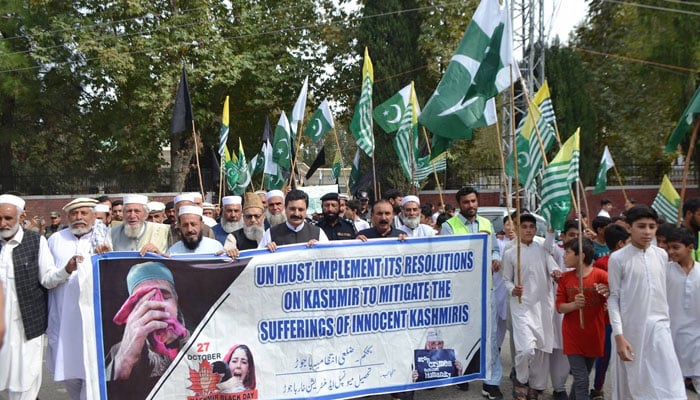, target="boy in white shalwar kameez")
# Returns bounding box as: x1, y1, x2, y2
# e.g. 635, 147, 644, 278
607, 205, 686, 400
665, 227, 700, 398
502, 213, 561, 400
